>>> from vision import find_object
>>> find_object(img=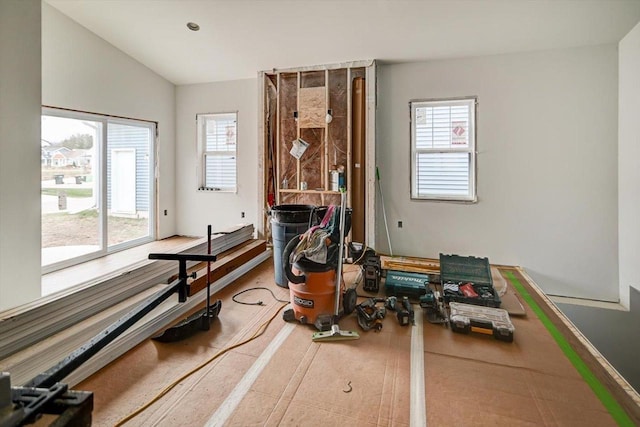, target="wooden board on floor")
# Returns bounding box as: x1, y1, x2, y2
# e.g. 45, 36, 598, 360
187, 239, 267, 296
379, 255, 440, 275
